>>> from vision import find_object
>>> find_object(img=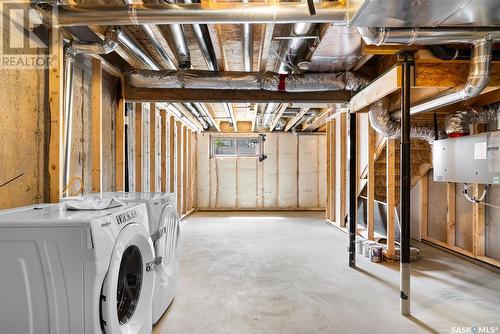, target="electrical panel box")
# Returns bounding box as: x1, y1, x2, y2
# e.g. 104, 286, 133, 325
432, 131, 500, 185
